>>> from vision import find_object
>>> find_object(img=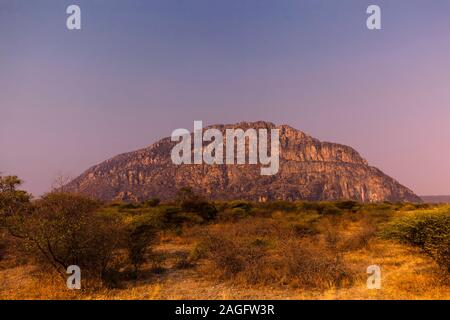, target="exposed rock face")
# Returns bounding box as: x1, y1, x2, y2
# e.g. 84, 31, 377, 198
65, 121, 421, 203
